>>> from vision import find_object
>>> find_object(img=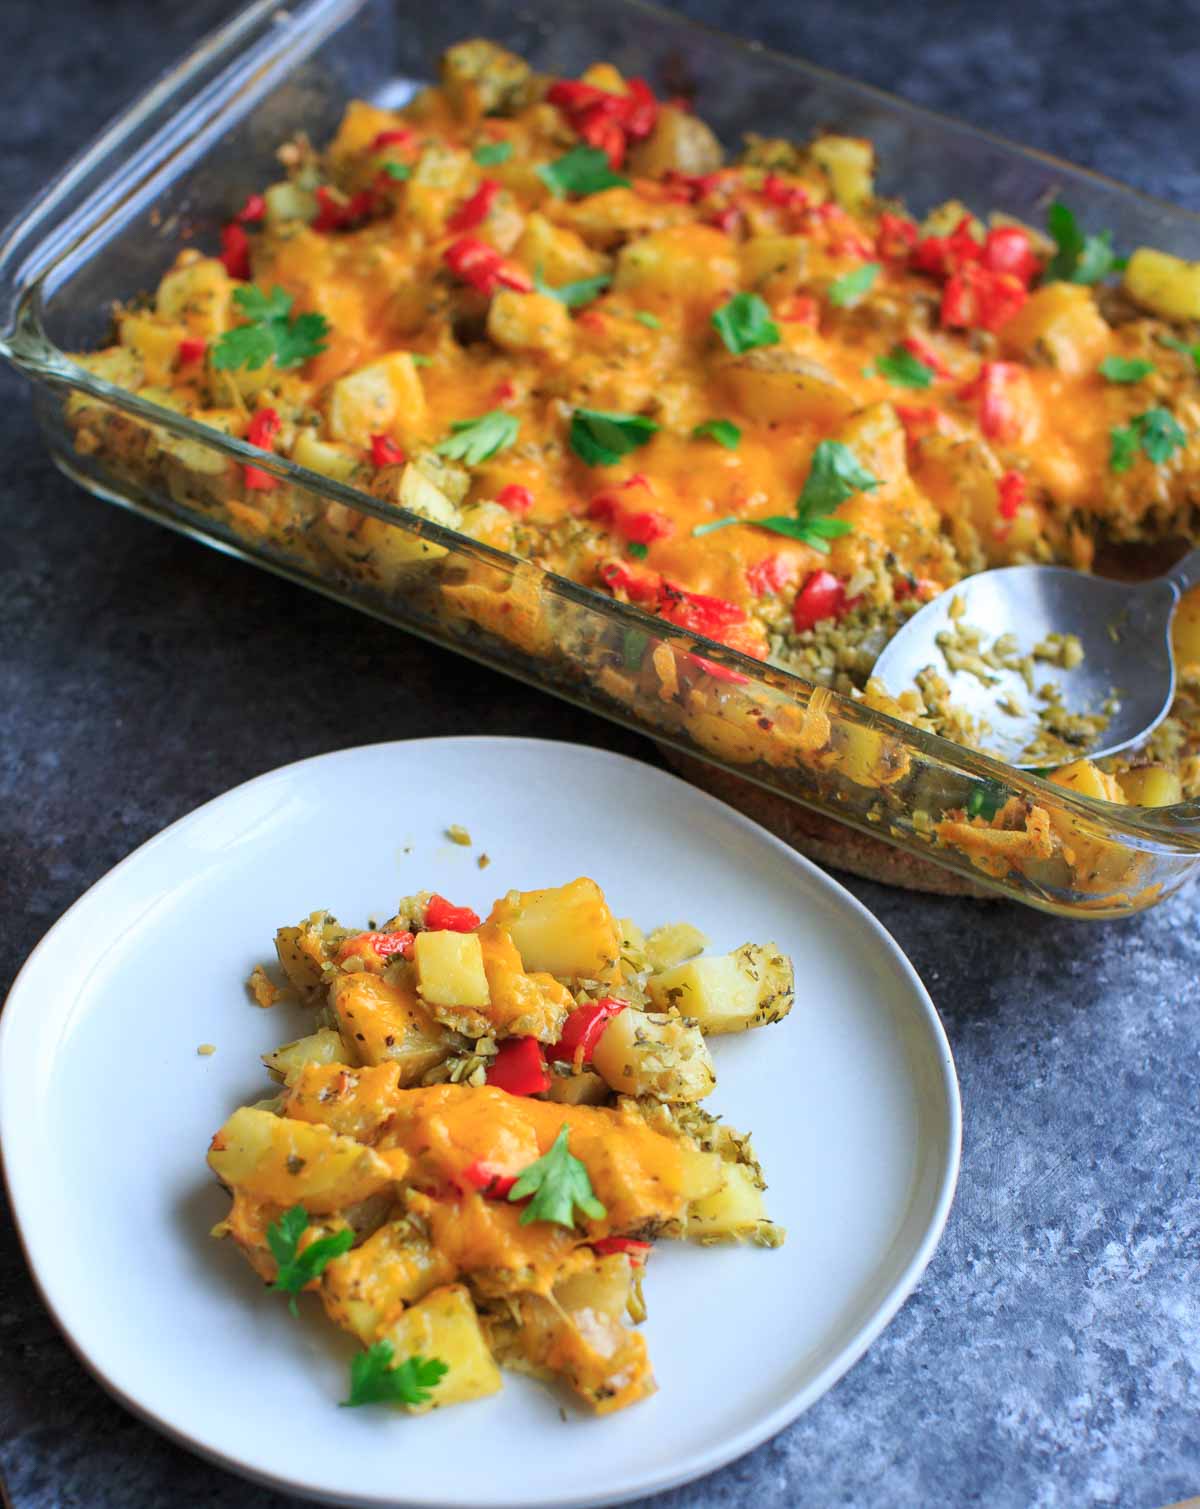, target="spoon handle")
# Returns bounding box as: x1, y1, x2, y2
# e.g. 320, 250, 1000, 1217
1162, 548, 1200, 598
